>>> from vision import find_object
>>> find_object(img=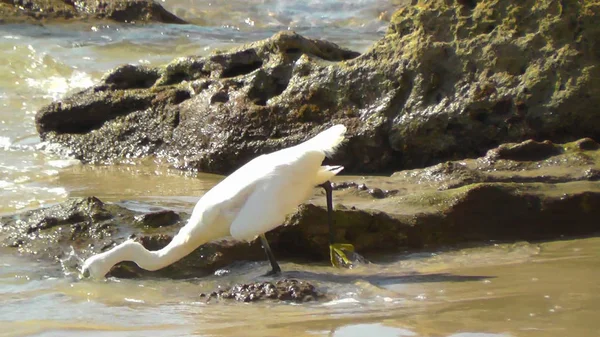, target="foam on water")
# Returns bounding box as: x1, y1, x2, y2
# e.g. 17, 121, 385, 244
0, 180, 14, 189
0, 136, 10, 150
47, 159, 82, 169
323, 298, 361, 306
332, 323, 418, 337
25, 71, 95, 101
